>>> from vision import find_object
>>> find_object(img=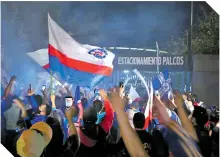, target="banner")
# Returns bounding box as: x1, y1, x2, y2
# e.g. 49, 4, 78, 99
113, 50, 187, 71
